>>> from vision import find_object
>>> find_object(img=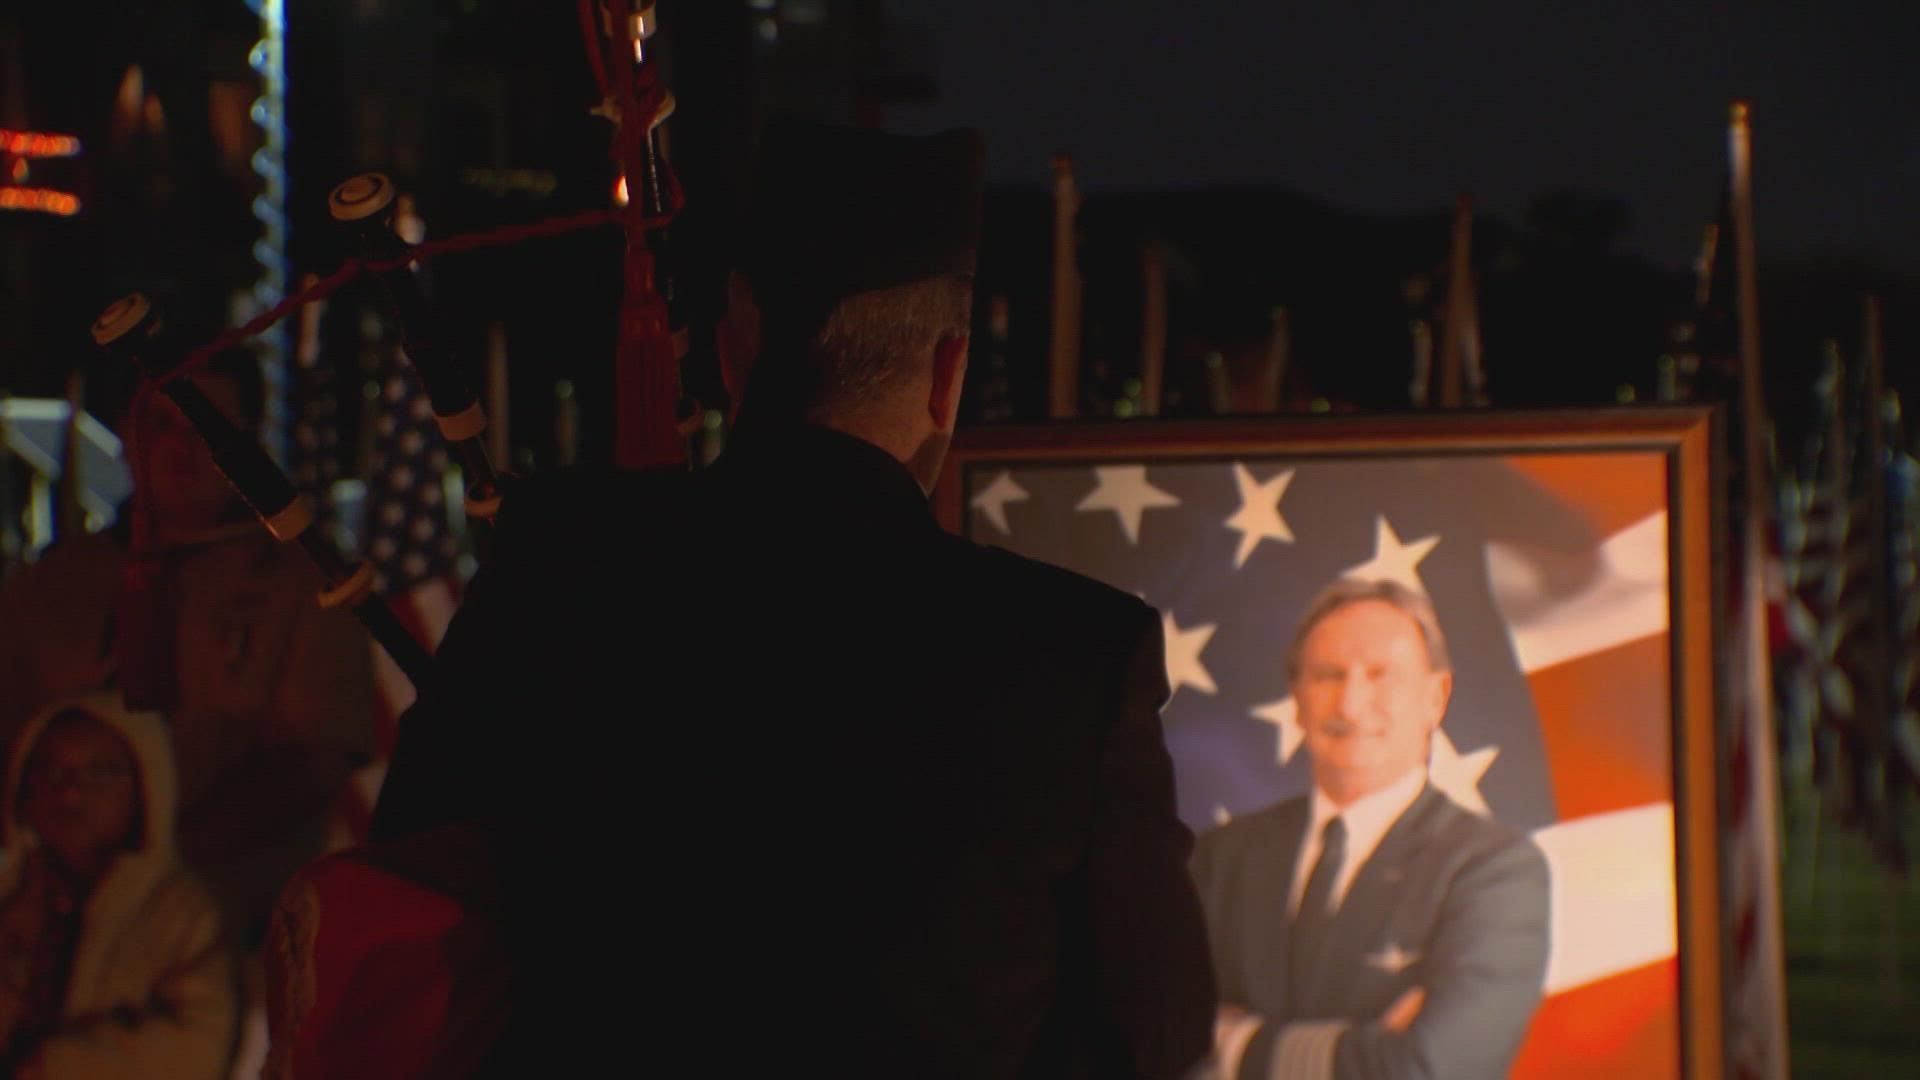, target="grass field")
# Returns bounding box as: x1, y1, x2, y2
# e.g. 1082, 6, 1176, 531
1782, 817, 1920, 1077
